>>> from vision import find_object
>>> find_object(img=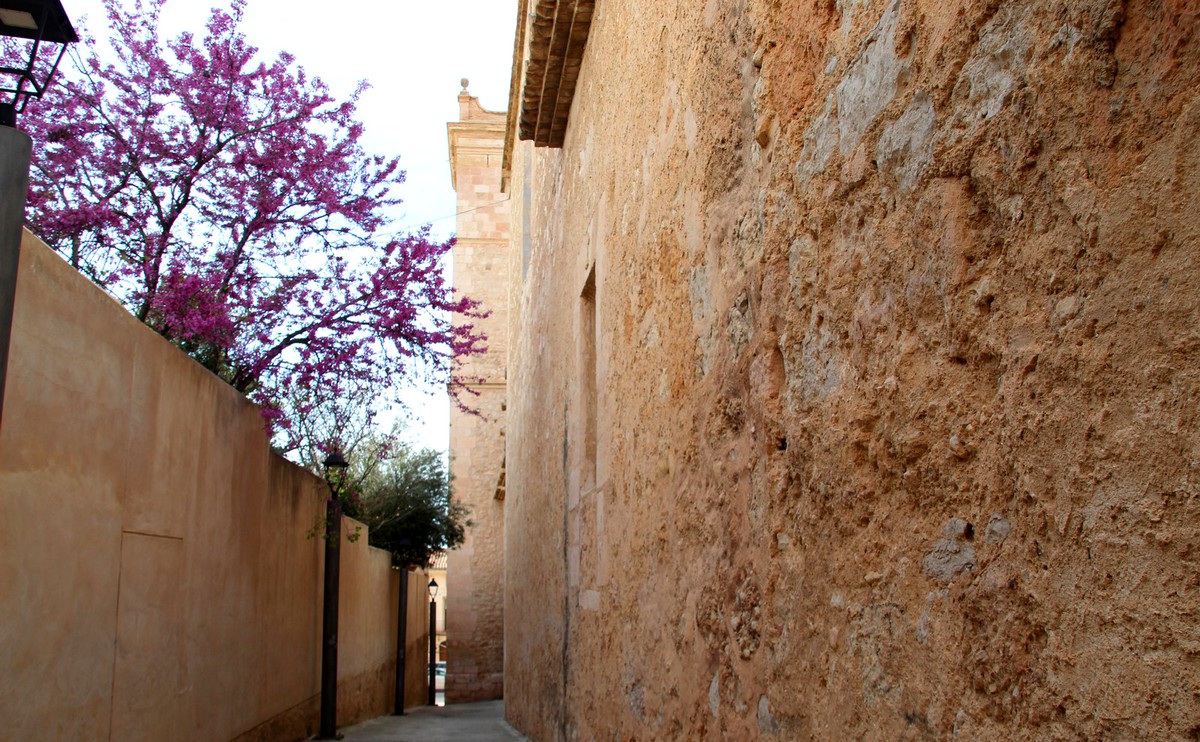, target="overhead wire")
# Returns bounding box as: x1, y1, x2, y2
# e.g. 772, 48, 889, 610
249, 195, 513, 281
379, 195, 512, 236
